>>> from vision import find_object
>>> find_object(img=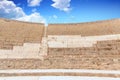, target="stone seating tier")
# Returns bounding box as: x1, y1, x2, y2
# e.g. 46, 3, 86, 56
0, 56, 120, 69
0, 19, 44, 50
48, 47, 120, 56
48, 19, 120, 35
